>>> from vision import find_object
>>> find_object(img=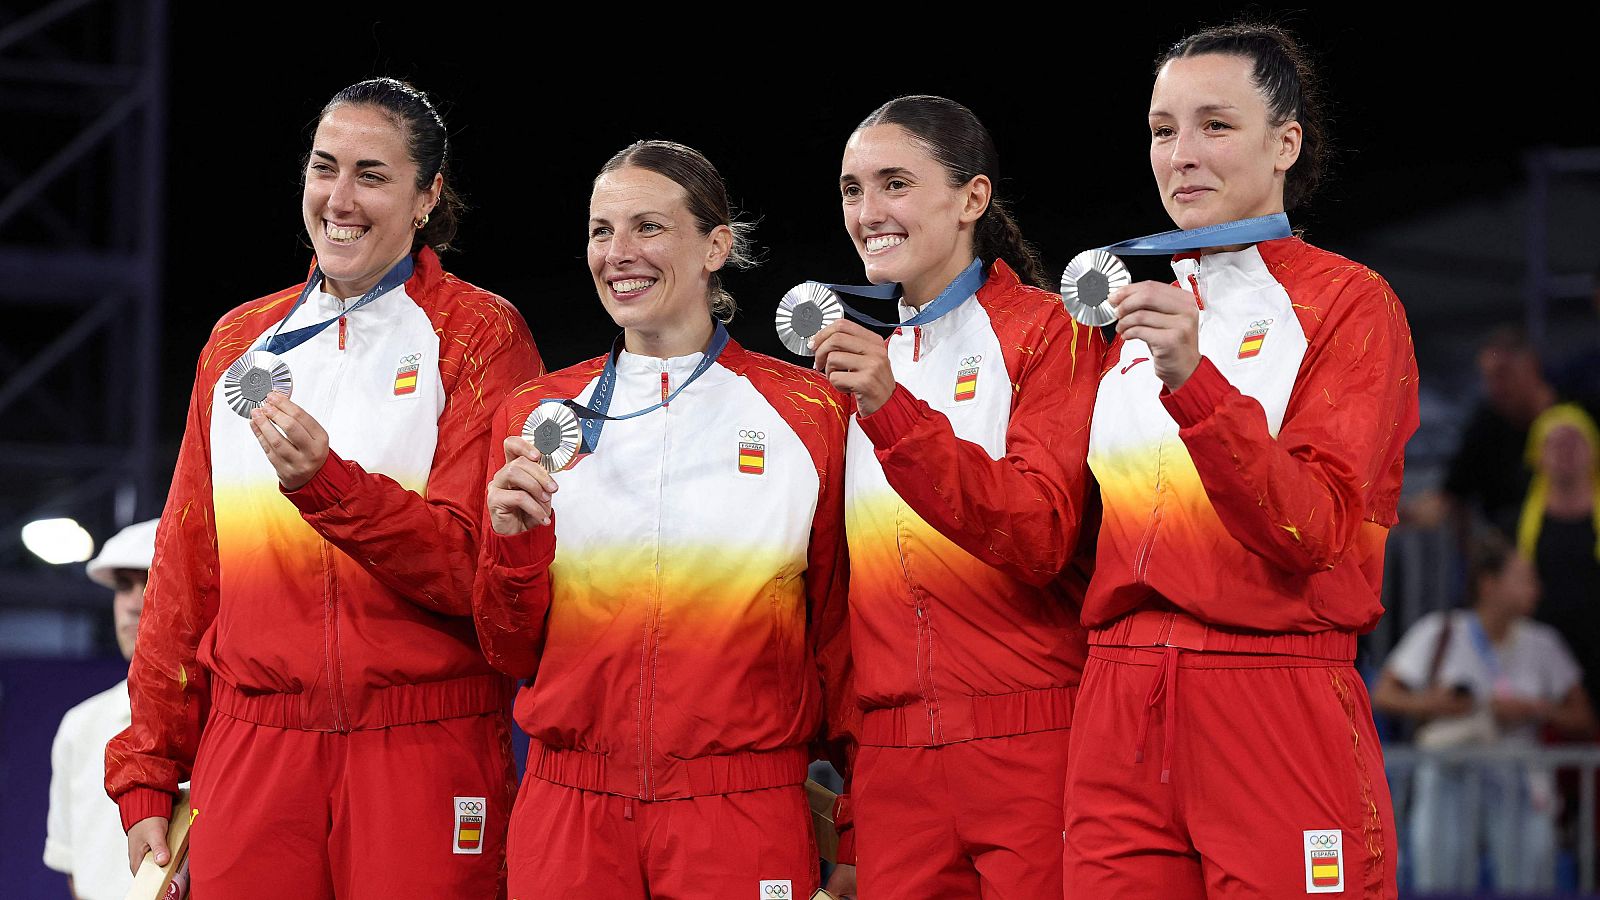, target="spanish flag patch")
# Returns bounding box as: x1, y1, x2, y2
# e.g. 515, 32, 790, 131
739, 441, 765, 475
1237, 323, 1270, 359
954, 355, 981, 402
394, 356, 420, 396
